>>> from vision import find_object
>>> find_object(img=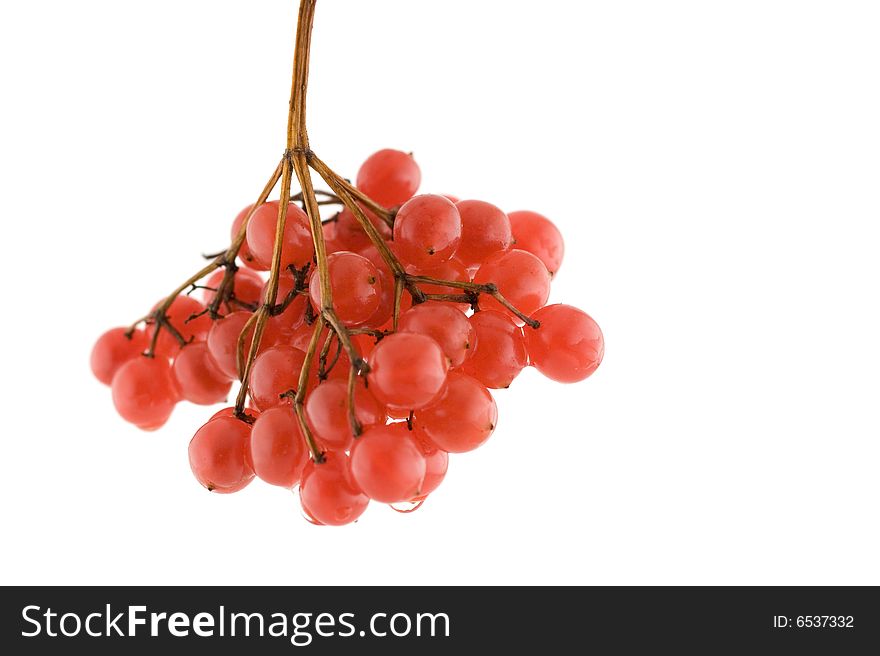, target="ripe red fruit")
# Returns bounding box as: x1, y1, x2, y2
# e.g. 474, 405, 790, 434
404, 258, 471, 313
508, 210, 565, 277
459, 310, 527, 388
263, 273, 308, 337
111, 356, 179, 430
364, 268, 394, 328
356, 149, 421, 208
299, 451, 369, 526
188, 416, 254, 493
206, 311, 253, 379
454, 200, 512, 268
231, 204, 265, 271
413, 434, 449, 496
350, 424, 427, 503
172, 342, 233, 405
248, 345, 308, 411
473, 248, 551, 318
308, 251, 382, 326
202, 267, 264, 311
305, 379, 385, 451
91, 327, 149, 385
150, 295, 213, 358
367, 332, 449, 410
250, 406, 309, 488
525, 304, 604, 382
245, 200, 313, 271
334, 205, 392, 251
398, 303, 473, 368
414, 372, 497, 453
393, 194, 461, 267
